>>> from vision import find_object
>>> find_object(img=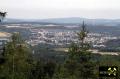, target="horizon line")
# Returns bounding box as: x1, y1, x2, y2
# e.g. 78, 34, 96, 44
6, 17, 120, 20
